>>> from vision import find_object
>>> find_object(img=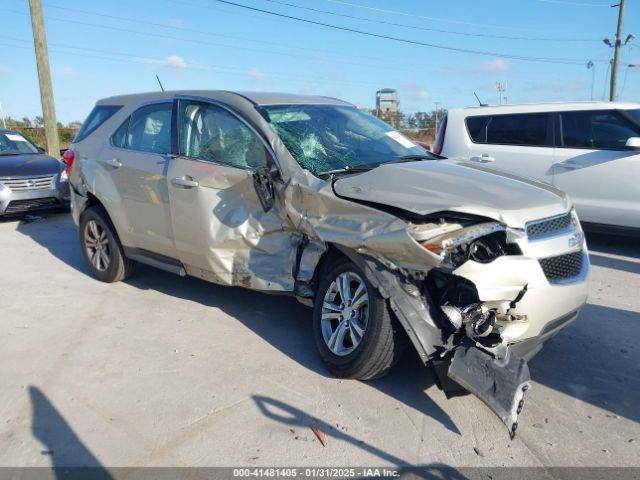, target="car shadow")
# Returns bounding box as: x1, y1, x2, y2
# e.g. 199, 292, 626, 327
29, 386, 113, 479
253, 395, 468, 474
126, 265, 461, 435
586, 231, 640, 275
13, 212, 93, 277
529, 302, 640, 423
16, 216, 639, 432
527, 233, 640, 424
